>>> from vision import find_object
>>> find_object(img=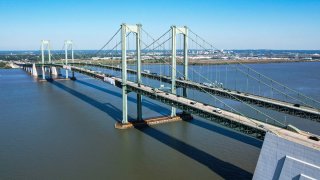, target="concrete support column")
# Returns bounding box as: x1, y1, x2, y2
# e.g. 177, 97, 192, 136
48, 66, 52, 79
136, 24, 142, 121
32, 63, 38, 77
71, 45, 74, 63
171, 26, 177, 117
58, 68, 62, 76
51, 67, 58, 76
41, 42, 45, 64
41, 66, 45, 80
48, 43, 51, 63
121, 23, 128, 124
65, 42, 68, 79
71, 44, 75, 78
183, 26, 188, 98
